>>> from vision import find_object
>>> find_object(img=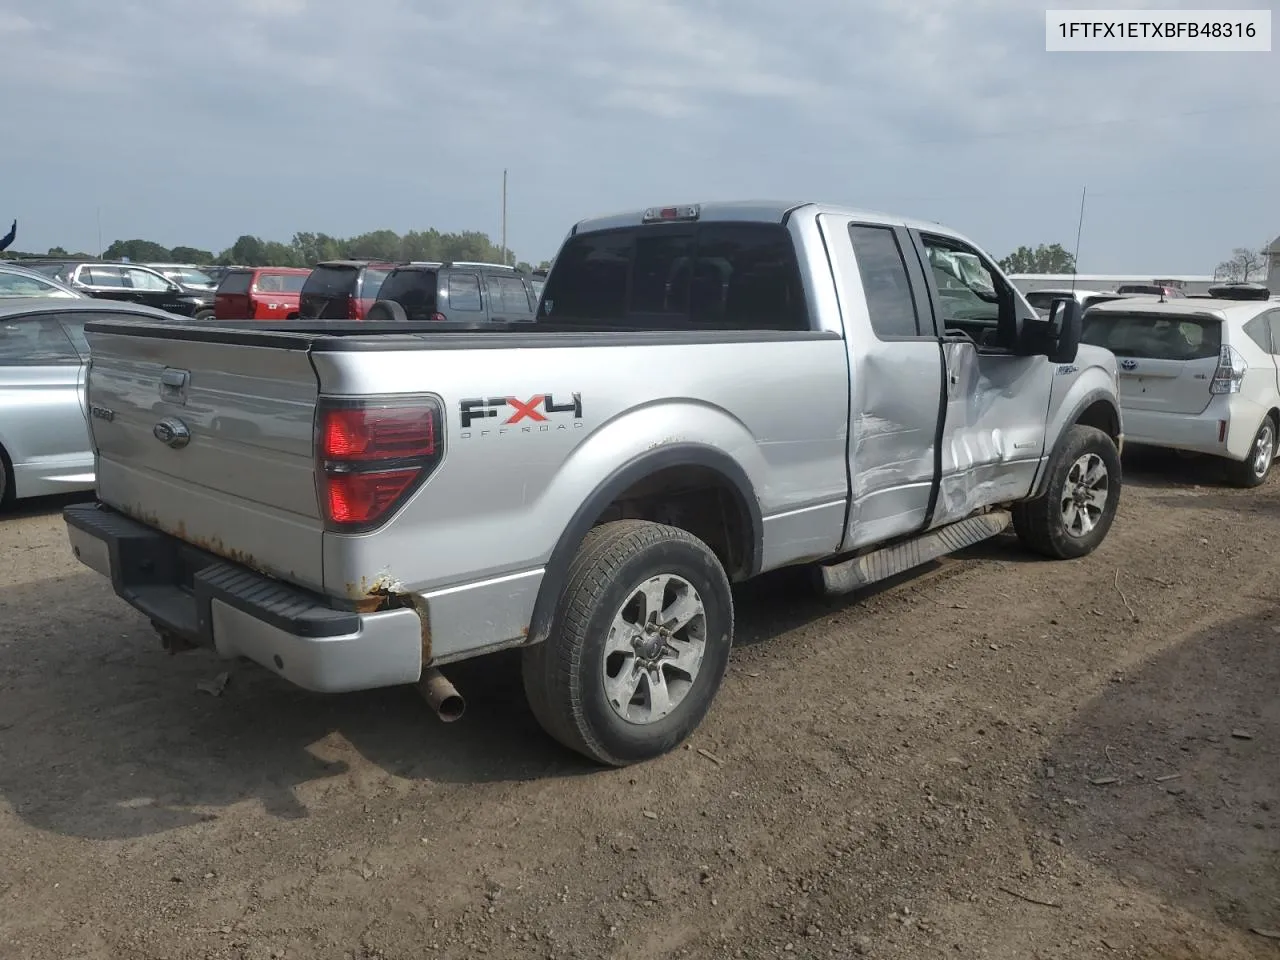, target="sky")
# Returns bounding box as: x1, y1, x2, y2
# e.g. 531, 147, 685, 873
2, 0, 1276, 273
